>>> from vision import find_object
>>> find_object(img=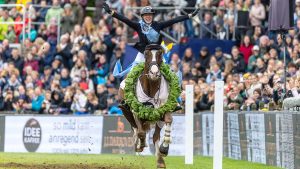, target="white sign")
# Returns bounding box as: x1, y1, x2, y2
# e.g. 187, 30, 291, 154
5, 116, 103, 154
